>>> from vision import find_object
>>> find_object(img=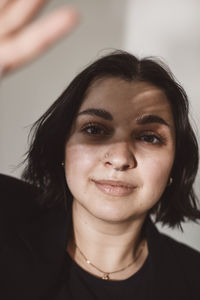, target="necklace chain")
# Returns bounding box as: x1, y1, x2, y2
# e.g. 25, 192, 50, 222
74, 240, 145, 280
